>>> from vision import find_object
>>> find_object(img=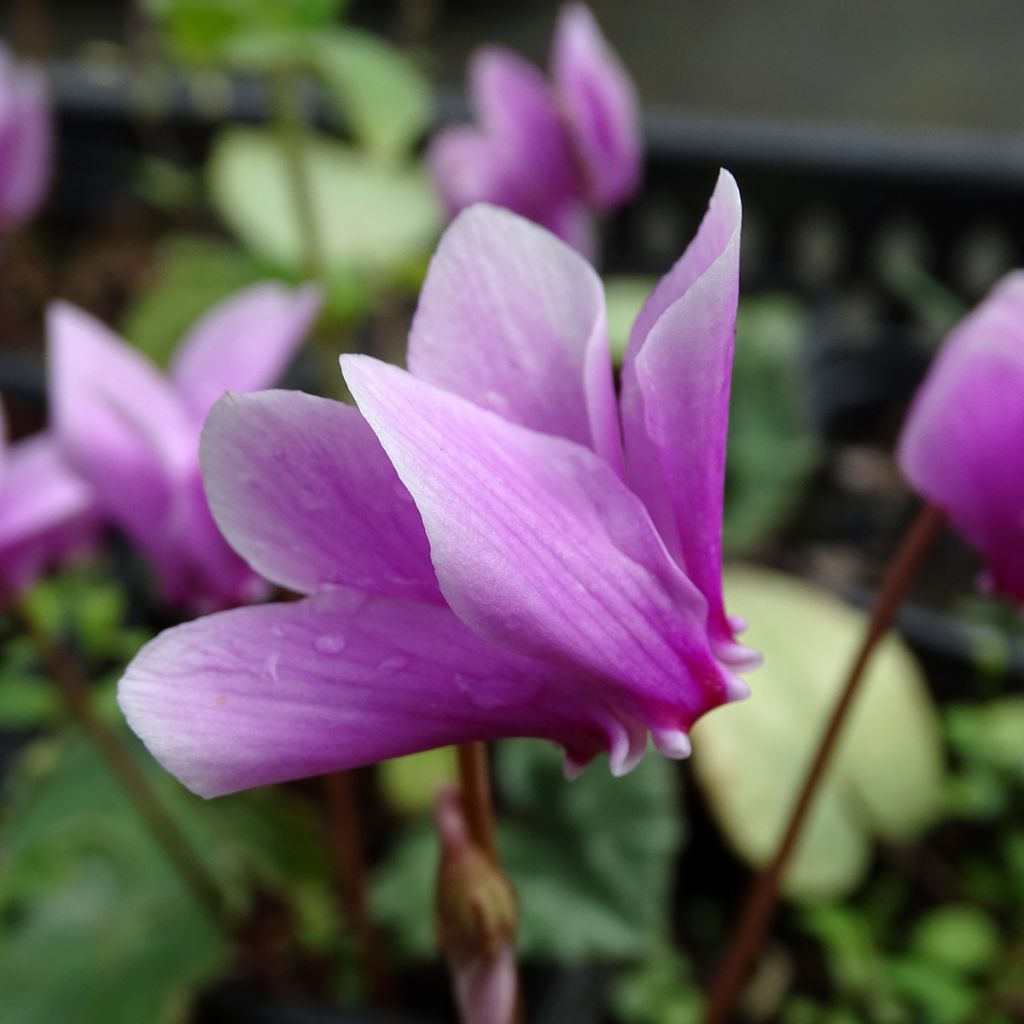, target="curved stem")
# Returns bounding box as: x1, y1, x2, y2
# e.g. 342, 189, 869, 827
702, 503, 945, 1024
